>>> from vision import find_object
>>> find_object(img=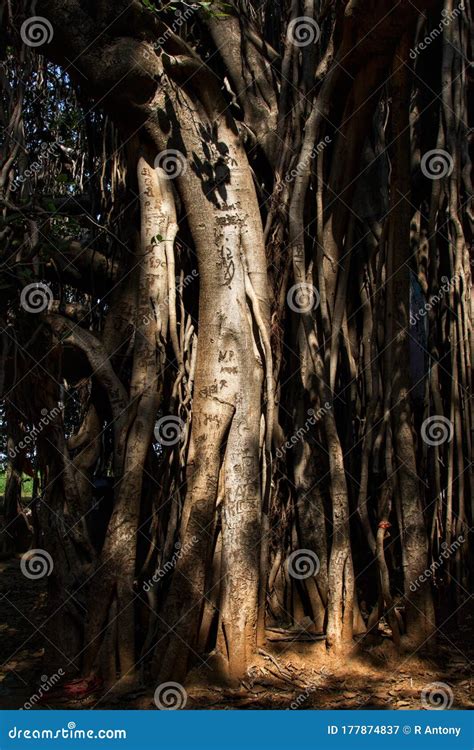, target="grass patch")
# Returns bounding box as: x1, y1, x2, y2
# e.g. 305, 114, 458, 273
0, 472, 33, 498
